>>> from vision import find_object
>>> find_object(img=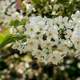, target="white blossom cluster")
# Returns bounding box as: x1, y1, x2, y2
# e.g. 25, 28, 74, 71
0, 0, 16, 16
12, 11, 80, 64
0, 0, 17, 25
